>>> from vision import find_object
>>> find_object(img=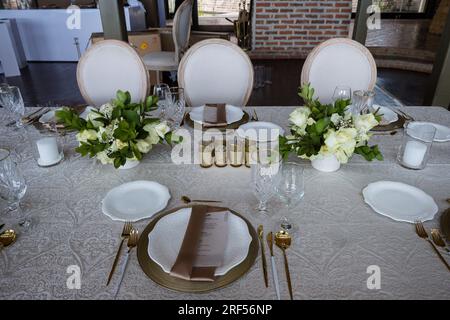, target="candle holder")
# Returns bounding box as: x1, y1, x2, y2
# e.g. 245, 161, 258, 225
214, 141, 227, 167
228, 141, 244, 167
397, 123, 436, 170
26, 124, 64, 167
245, 139, 257, 168
199, 140, 214, 168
